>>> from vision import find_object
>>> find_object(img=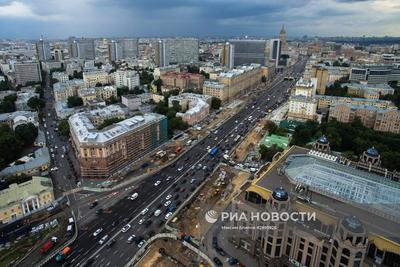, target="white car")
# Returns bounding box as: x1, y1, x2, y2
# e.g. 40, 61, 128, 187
141, 208, 149, 215
154, 209, 162, 217
121, 224, 131, 233
99, 235, 108, 245
165, 194, 172, 200
166, 176, 172, 181
154, 180, 161, 186
127, 234, 136, 244
190, 179, 196, 184
164, 212, 173, 220
50, 167, 58, 171
138, 240, 145, 248
138, 218, 145, 225
164, 200, 171, 207
93, 228, 103, 237
177, 166, 184, 172
130, 193, 138, 200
